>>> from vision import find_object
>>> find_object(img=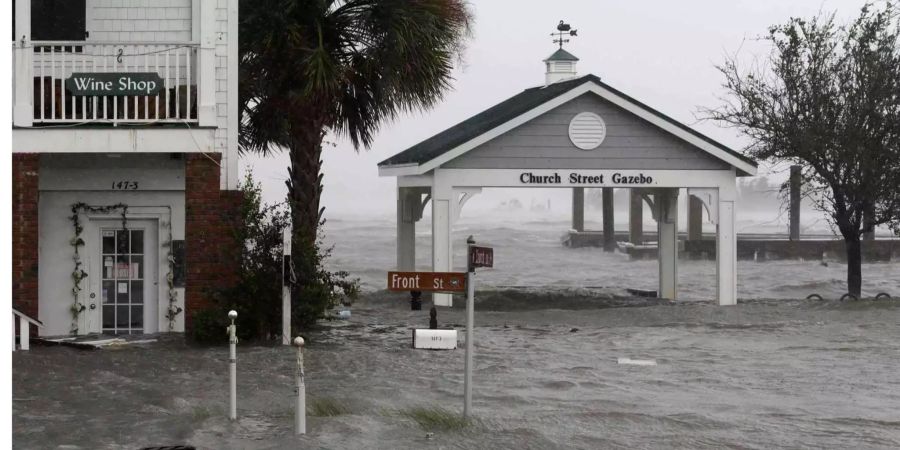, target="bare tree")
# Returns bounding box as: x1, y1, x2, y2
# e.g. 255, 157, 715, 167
706, 2, 900, 296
